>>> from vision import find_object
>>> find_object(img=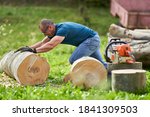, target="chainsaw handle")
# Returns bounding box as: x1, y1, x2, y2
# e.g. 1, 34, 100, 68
109, 38, 121, 42
104, 41, 127, 62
